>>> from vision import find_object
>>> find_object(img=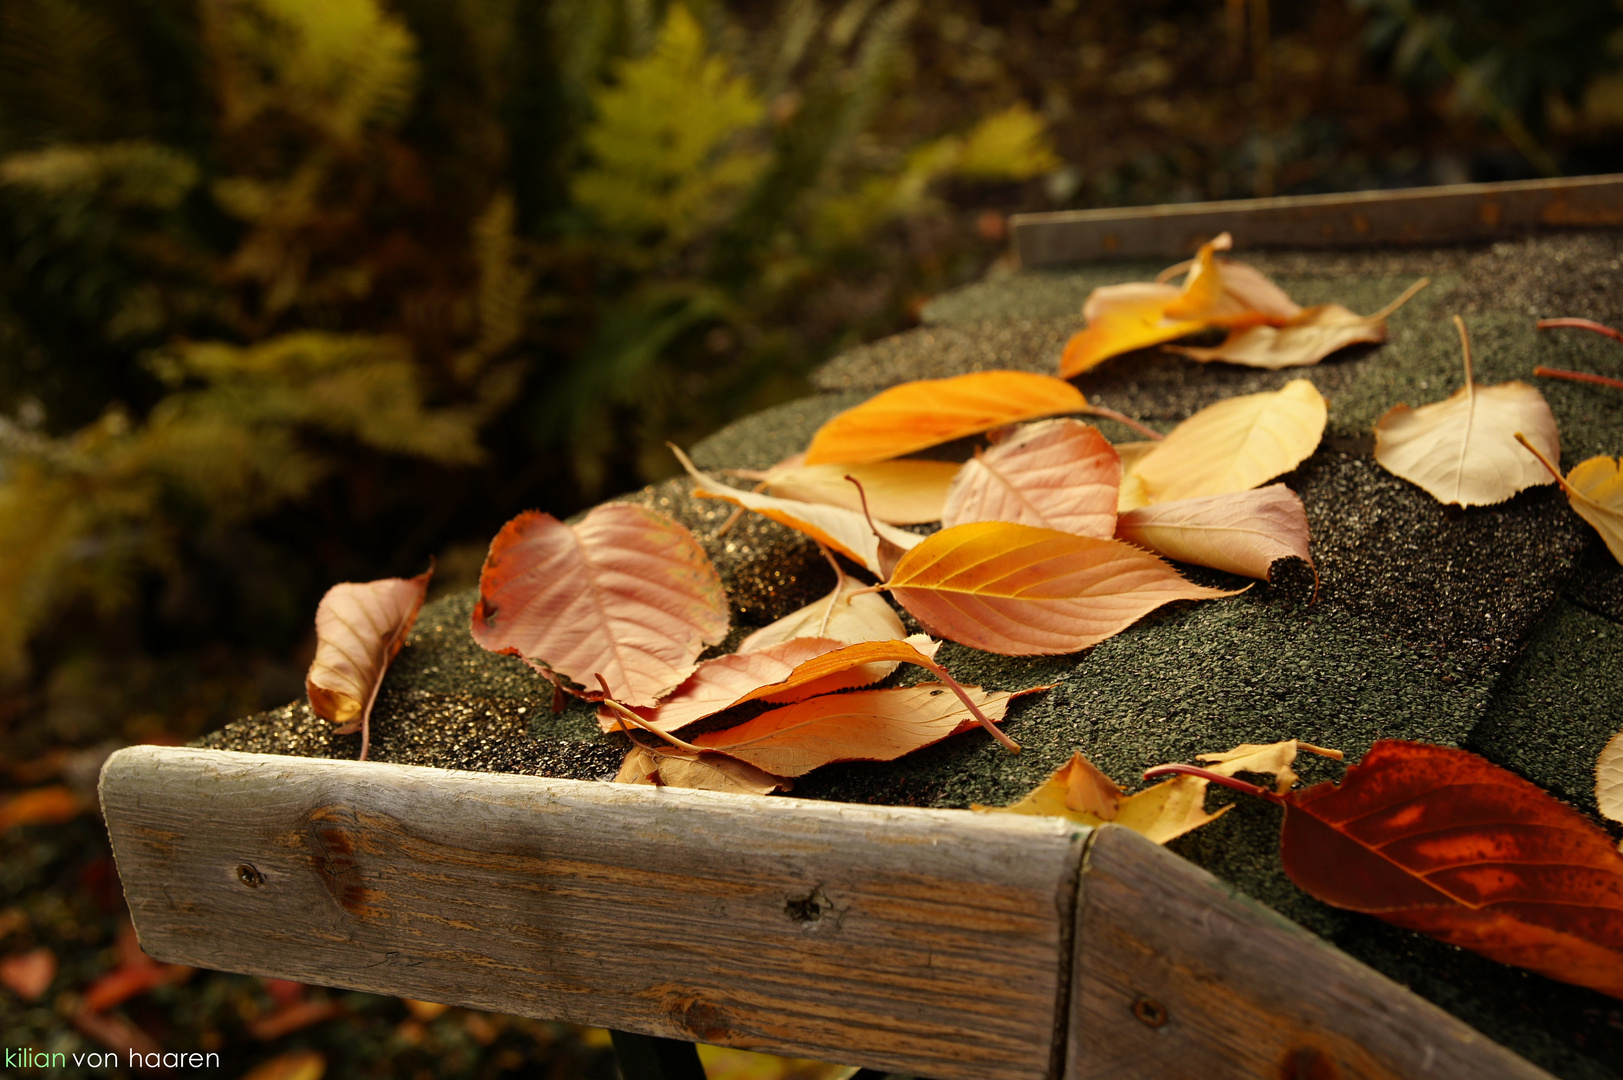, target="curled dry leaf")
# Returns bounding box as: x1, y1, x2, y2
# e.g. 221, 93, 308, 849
306, 565, 432, 760
1061, 233, 1299, 377
941, 419, 1121, 538
1599, 730, 1623, 832
689, 683, 1037, 777
1197, 738, 1343, 795
615, 745, 788, 795
802, 370, 1087, 466
1517, 436, 1623, 566
1115, 485, 1312, 583
1166, 279, 1429, 370
886, 521, 1243, 656
471, 504, 728, 708
981, 751, 1226, 845
599, 633, 938, 734
671, 444, 921, 577
738, 453, 958, 524
1374, 318, 1560, 508
1119, 379, 1327, 510
737, 547, 906, 653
